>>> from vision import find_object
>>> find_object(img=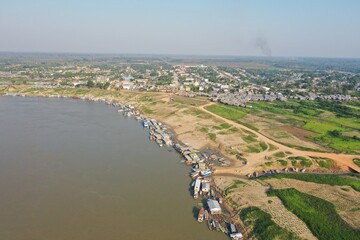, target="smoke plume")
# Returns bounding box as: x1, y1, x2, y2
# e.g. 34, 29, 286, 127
255, 37, 272, 56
